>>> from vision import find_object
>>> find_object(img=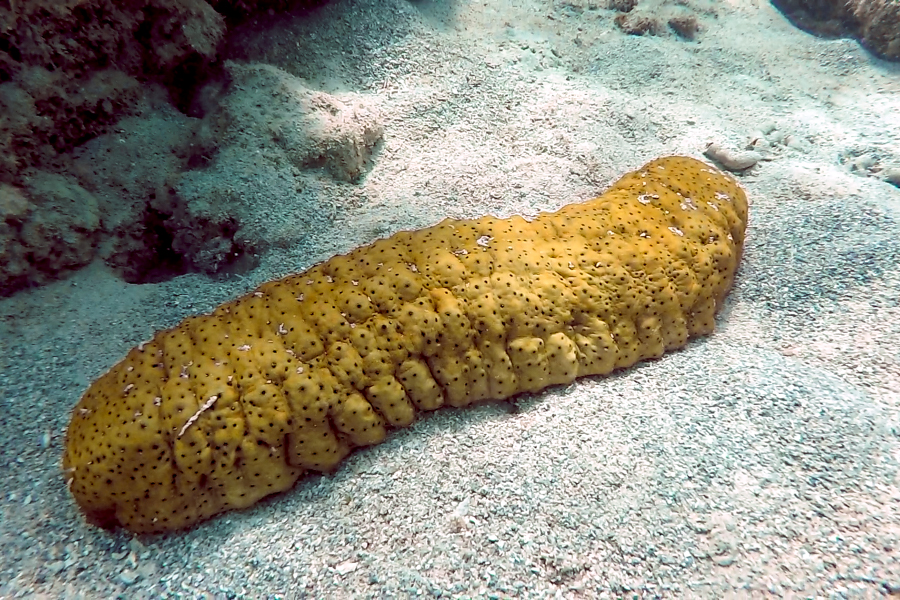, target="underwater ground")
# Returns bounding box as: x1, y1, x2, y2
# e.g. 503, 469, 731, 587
1, 0, 899, 596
